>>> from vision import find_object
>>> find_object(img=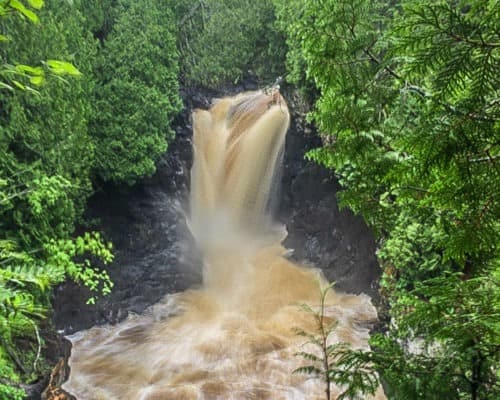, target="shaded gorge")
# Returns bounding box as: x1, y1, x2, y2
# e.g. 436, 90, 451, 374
53, 89, 382, 399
